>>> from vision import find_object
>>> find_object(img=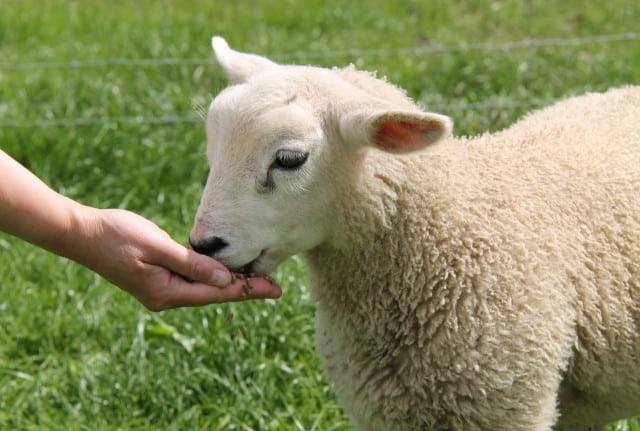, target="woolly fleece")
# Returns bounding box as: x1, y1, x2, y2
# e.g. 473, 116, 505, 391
307, 86, 640, 431
194, 39, 640, 431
